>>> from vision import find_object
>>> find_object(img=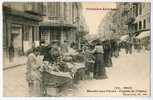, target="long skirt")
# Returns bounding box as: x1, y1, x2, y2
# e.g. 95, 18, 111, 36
104, 52, 112, 67
29, 79, 43, 97
94, 53, 106, 79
